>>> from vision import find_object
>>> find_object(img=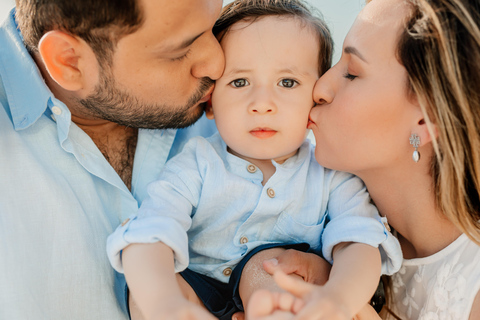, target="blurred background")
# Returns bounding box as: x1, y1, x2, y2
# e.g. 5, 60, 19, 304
0, 0, 365, 63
